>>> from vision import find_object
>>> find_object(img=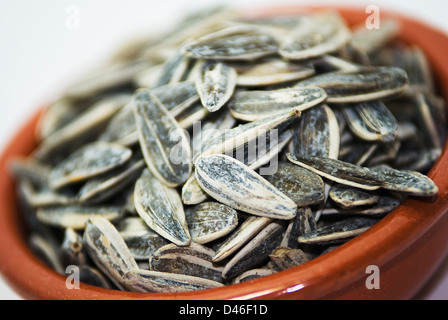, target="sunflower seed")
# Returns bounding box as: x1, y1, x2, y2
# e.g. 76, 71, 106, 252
195, 154, 297, 219
287, 153, 382, 190
195, 60, 237, 112
152, 50, 191, 88
212, 216, 273, 263
150, 253, 224, 283
269, 246, 309, 271
329, 184, 380, 209
153, 243, 216, 262
122, 269, 224, 293
18, 179, 76, 208
36, 206, 123, 230
232, 268, 276, 284
185, 202, 239, 244
134, 169, 191, 246
372, 165, 439, 197
321, 193, 401, 216
98, 102, 139, 146
295, 66, 409, 103
229, 87, 327, 122
198, 109, 301, 159
77, 158, 145, 204
236, 59, 315, 87
35, 94, 132, 160
60, 228, 87, 267
48, 142, 132, 190
83, 217, 139, 289
133, 88, 192, 187
118, 218, 170, 260
9, 158, 52, 187
343, 101, 399, 143
181, 173, 210, 205
152, 81, 200, 116
297, 217, 378, 245
181, 25, 279, 61
281, 207, 317, 250
29, 233, 65, 274
79, 265, 112, 289
279, 11, 351, 60
264, 162, 325, 207
222, 221, 286, 279
291, 104, 340, 159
